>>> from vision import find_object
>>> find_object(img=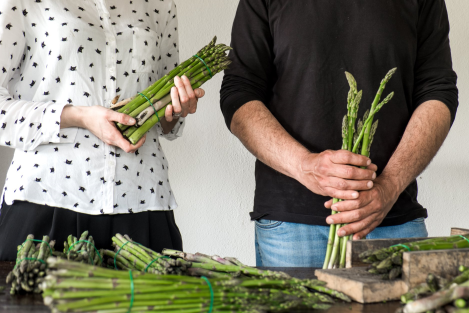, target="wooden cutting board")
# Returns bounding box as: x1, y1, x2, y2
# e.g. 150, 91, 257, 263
315, 227, 469, 303
315, 267, 407, 303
